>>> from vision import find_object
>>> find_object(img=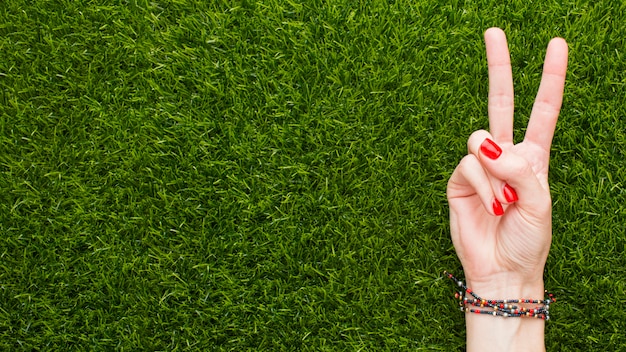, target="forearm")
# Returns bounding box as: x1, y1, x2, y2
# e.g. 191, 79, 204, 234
465, 278, 546, 352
